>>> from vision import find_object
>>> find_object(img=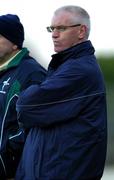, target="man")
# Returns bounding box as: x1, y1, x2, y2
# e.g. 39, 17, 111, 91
16, 5, 107, 180
0, 14, 46, 179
